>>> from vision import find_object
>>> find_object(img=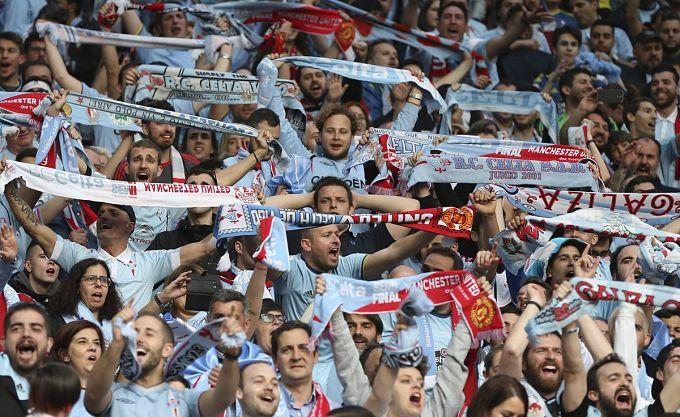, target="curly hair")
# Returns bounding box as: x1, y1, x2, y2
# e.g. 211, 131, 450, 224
315, 104, 358, 136
48, 258, 122, 323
